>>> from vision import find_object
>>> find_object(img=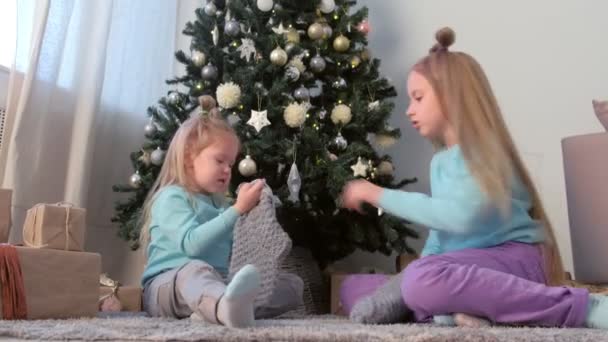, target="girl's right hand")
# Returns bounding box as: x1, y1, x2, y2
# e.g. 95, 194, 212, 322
234, 179, 265, 214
